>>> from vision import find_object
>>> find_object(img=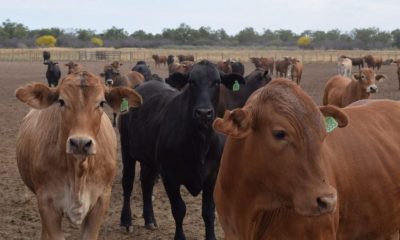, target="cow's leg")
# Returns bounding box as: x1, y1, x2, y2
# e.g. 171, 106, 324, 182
163, 173, 186, 240
112, 113, 117, 127
202, 176, 217, 240
81, 191, 111, 240
140, 164, 158, 229
37, 194, 64, 240
120, 147, 136, 231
